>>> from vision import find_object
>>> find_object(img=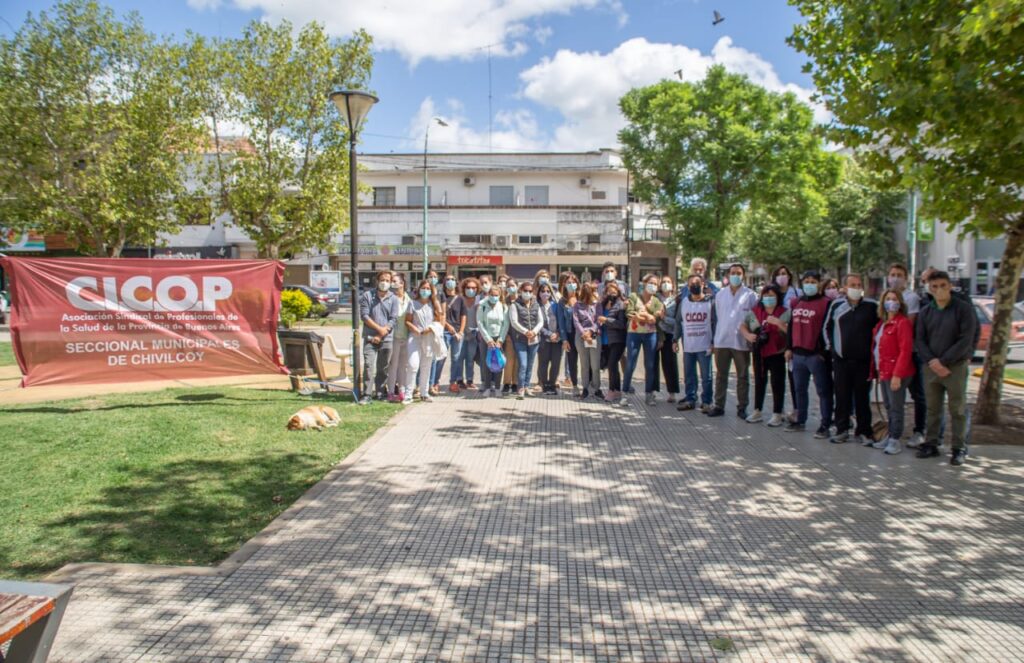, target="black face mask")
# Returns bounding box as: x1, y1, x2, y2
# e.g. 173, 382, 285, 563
688, 283, 702, 295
